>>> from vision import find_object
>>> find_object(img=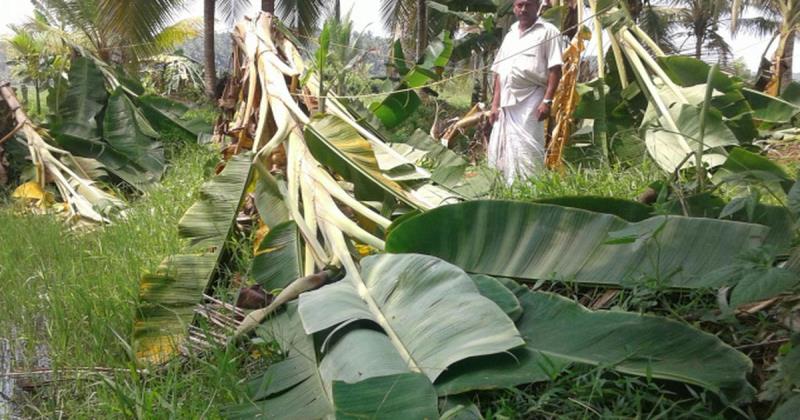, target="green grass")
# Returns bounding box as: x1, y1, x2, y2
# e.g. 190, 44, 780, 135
493, 160, 665, 202
0, 143, 251, 418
